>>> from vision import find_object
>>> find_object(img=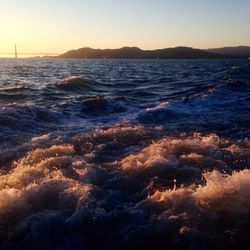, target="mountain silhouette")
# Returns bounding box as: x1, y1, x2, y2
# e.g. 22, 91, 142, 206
58, 46, 225, 59
207, 46, 250, 58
